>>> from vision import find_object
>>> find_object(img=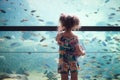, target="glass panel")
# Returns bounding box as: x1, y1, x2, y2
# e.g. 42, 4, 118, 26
0, 31, 120, 80
0, 53, 120, 80
0, 0, 120, 26
0, 31, 120, 53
